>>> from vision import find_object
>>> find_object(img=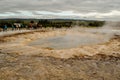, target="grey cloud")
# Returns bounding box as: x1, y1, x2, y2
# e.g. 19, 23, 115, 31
0, 0, 120, 12
0, 0, 120, 20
